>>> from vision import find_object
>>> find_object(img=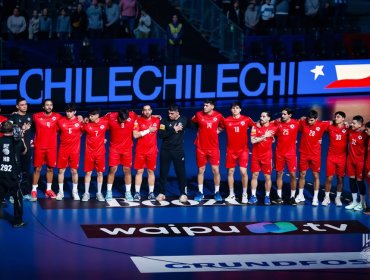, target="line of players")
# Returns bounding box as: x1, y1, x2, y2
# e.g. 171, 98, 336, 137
1, 98, 369, 214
